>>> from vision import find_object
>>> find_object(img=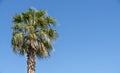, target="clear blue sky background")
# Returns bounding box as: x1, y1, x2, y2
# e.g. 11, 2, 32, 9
0, 0, 120, 73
